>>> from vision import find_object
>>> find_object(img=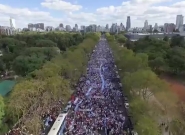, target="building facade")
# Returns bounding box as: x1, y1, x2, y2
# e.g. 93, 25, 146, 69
126, 16, 131, 31
164, 23, 175, 33
28, 23, 44, 31
10, 18, 16, 29
176, 15, 184, 30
